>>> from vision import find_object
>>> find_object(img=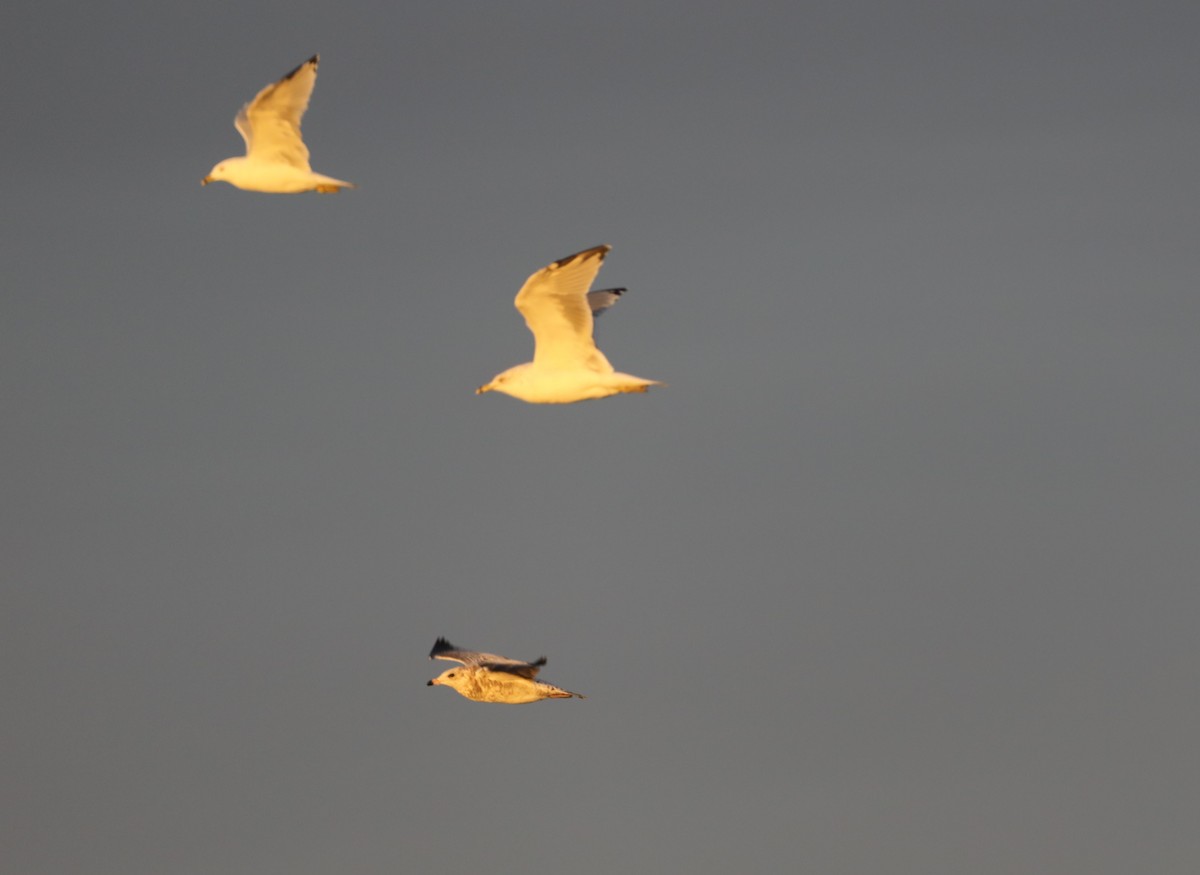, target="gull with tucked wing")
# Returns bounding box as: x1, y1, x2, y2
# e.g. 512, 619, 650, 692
426, 637, 585, 703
